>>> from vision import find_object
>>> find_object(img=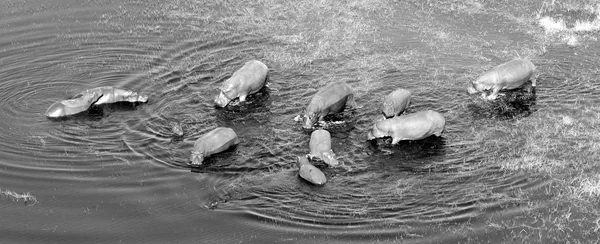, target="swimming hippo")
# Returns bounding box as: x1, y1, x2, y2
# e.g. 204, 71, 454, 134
45, 86, 148, 118
381, 88, 411, 118
367, 110, 445, 144
86, 86, 148, 105
467, 59, 537, 100
308, 129, 339, 167
44, 89, 103, 118
214, 60, 269, 107
190, 127, 240, 166
302, 81, 357, 129
297, 155, 327, 185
